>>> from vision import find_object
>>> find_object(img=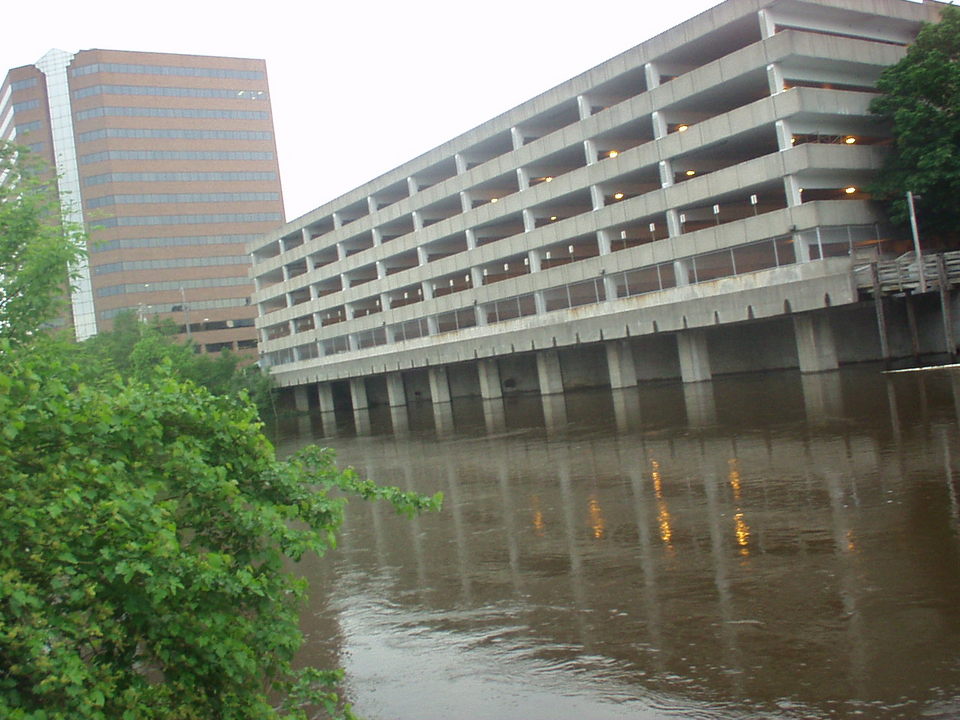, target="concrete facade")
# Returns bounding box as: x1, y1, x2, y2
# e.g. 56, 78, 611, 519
1, 49, 285, 351
249, 0, 947, 407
